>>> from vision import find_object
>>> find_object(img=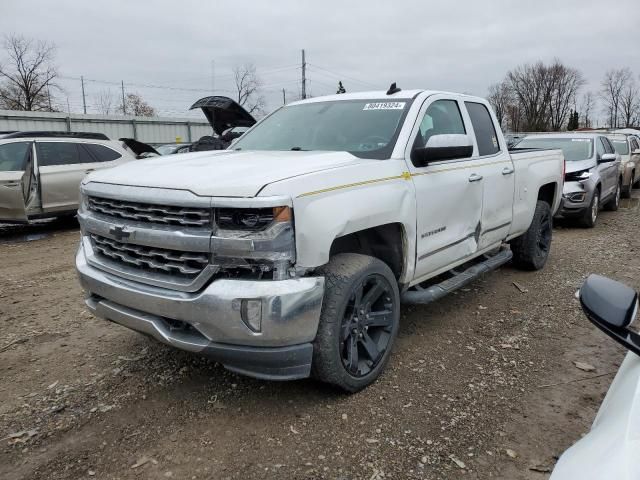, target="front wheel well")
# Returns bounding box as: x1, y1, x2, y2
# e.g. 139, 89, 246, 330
329, 223, 405, 279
